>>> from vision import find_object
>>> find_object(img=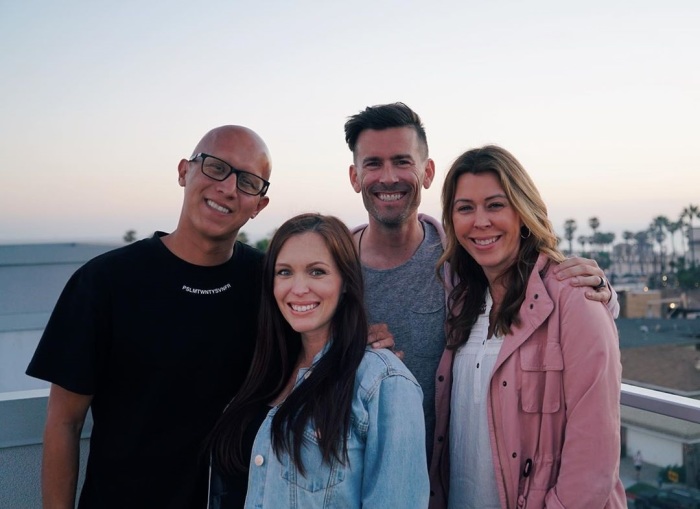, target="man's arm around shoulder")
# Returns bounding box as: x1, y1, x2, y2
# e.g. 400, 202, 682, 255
42, 384, 92, 509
